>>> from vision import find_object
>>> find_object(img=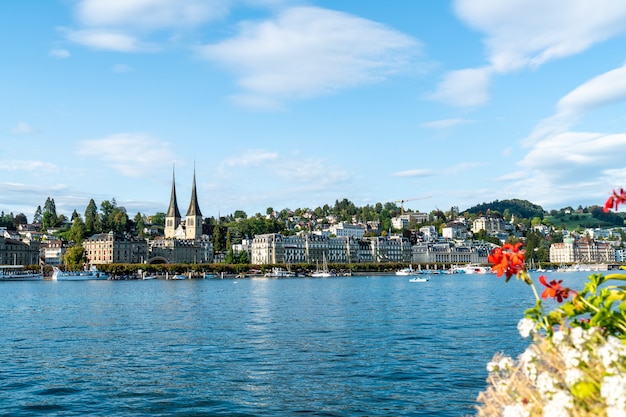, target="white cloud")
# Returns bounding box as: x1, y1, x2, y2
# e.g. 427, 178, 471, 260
76, 0, 229, 29
49, 48, 70, 58
420, 118, 476, 129
525, 63, 626, 145
429, 67, 491, 107
77, 133, 176, 176
63, 28, 150, 52
454, 0, 626, 73
392, 169, 434, 178
218, 148, 350, 190
556, 63, 626, 118
511, 62, 626, 207
223, 149, 278, 167
433, 1, 626, 107
11, 122, 36, 135
199, 6, 419, 107
0, 160, 57, 172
